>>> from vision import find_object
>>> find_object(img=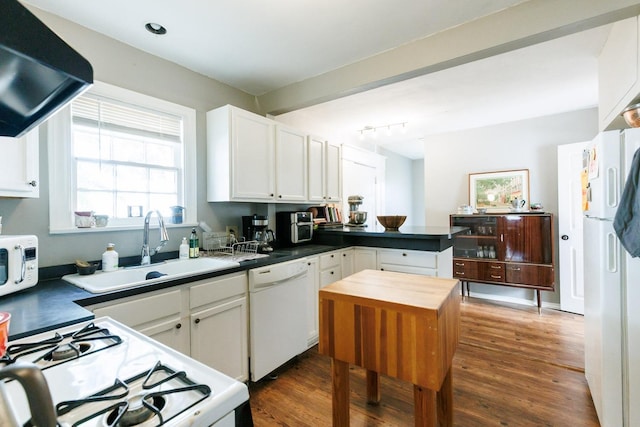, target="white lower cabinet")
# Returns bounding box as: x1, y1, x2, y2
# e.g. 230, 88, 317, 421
354, 247, 377, 272
377, 247, 453, 277
92, 288, 190, 355
305, 256, 319, 348
319, 250, 342, 289
189, 272, 248, 382
341, 248, 354, 277
89, 271, 249, 382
